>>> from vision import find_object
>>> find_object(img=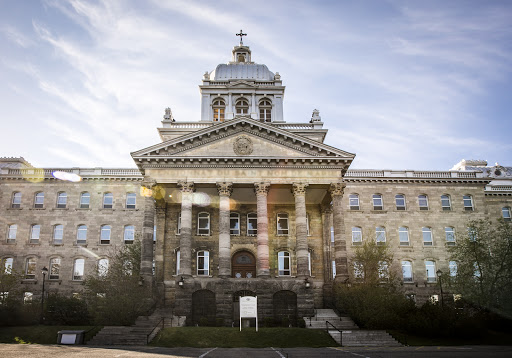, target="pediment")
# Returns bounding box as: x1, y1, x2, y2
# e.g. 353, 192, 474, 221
227, 80, 257, 88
